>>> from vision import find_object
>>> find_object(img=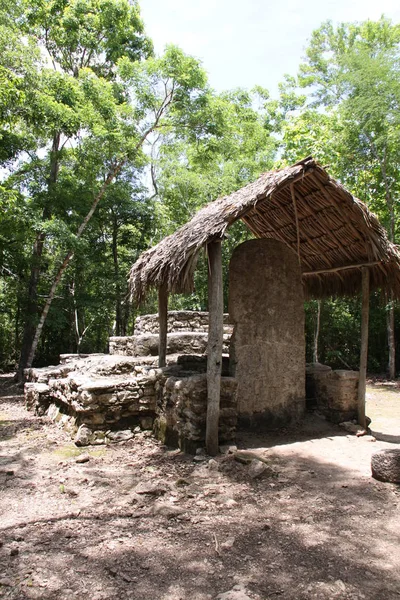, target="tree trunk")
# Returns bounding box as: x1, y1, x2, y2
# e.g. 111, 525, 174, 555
21, 161, 125, 373
387, 294, 396, 379
111, 212, 122, 336
386, 192, 396, 380
17, 111, 166, 377
121, 299, 130, 336
17, 132, 60, 380
378, 153, 396, 380
313, 300, 321, 363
